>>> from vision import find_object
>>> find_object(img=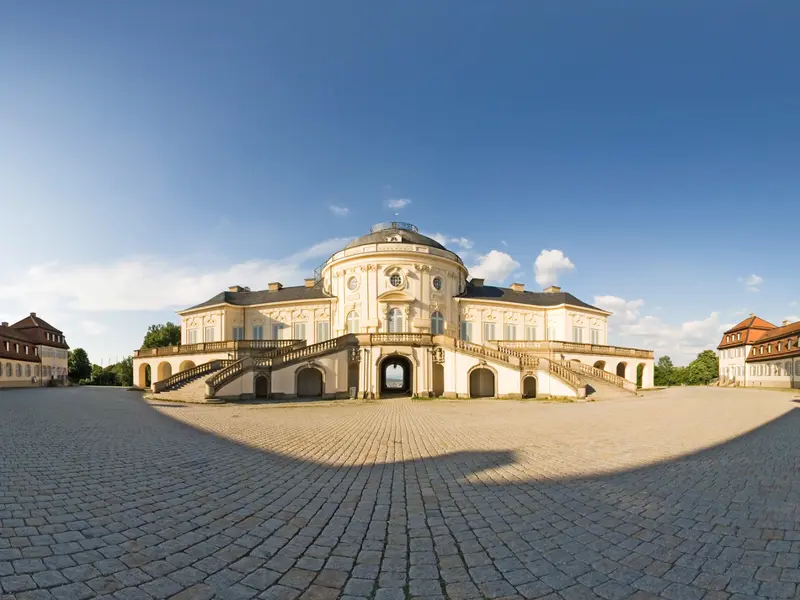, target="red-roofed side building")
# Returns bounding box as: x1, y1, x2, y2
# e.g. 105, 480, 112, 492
716, 314, 776, 385
4, 312, 70, 387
